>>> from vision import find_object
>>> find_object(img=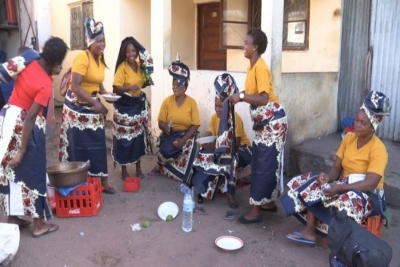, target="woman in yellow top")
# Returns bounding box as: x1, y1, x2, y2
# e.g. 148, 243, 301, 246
112, 37, 153, 180
280, 91, 391, 245
59, 17, 115, 194
227, 29, 288, 224
192, 74, 252, 217
149, 59, 200, 183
